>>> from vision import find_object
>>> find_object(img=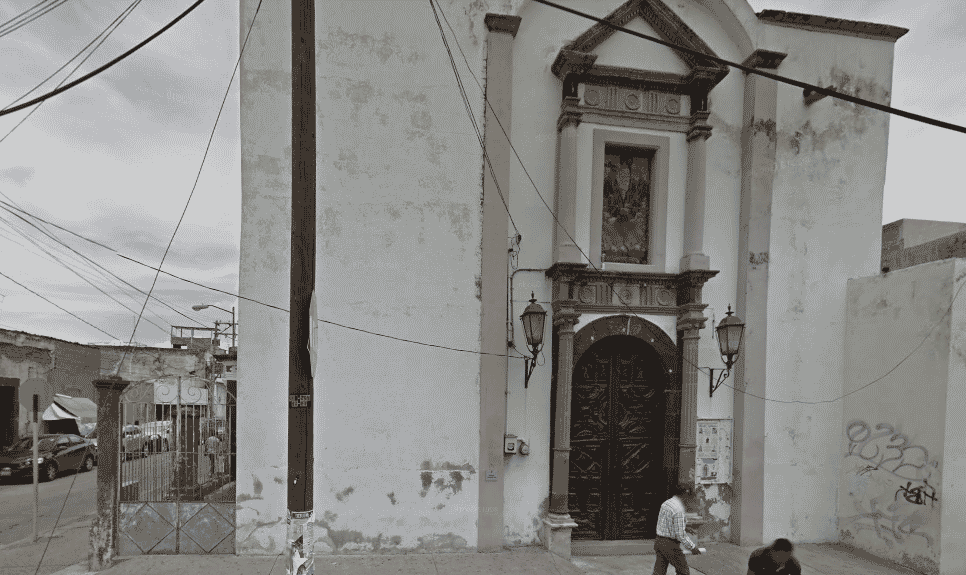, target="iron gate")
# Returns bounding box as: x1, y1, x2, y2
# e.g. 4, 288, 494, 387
116, 377, 236, 555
